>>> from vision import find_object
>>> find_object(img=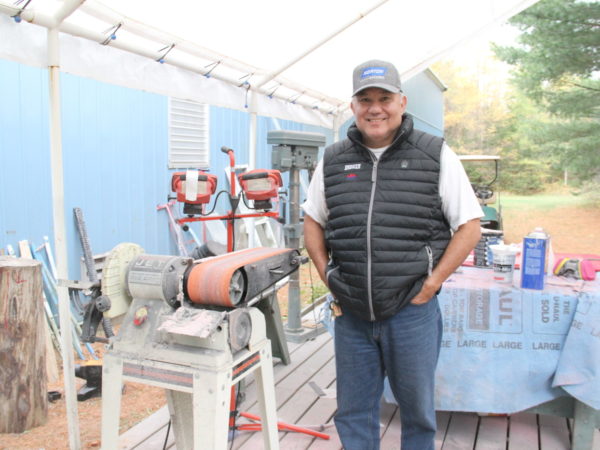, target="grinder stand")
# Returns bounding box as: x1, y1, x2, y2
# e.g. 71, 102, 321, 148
100, 299, 279, 450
